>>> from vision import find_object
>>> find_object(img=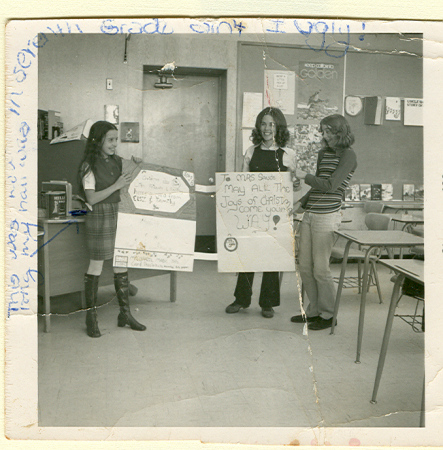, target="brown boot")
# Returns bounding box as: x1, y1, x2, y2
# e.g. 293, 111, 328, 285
84, 274, 101, 338
114, 272, 146, 331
